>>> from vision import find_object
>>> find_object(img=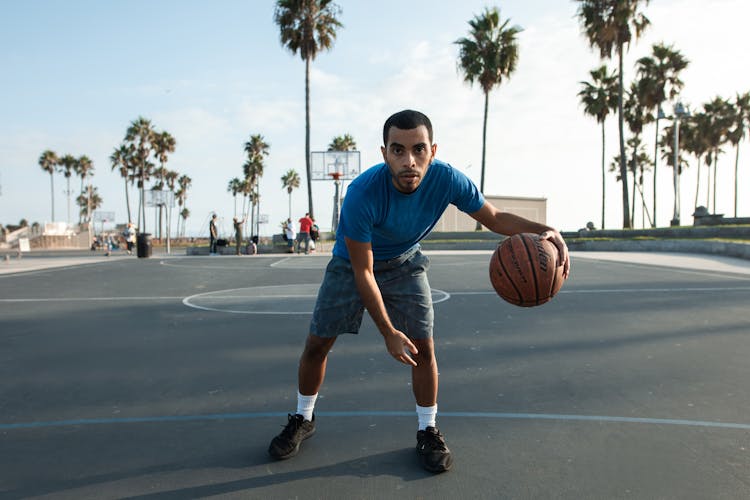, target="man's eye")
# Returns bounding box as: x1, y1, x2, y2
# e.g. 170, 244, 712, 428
415, 145, 425, 153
